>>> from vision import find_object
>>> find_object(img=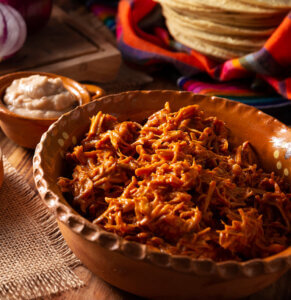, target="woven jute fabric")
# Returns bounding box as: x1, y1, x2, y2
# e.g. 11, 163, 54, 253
0, 157, 84, 300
